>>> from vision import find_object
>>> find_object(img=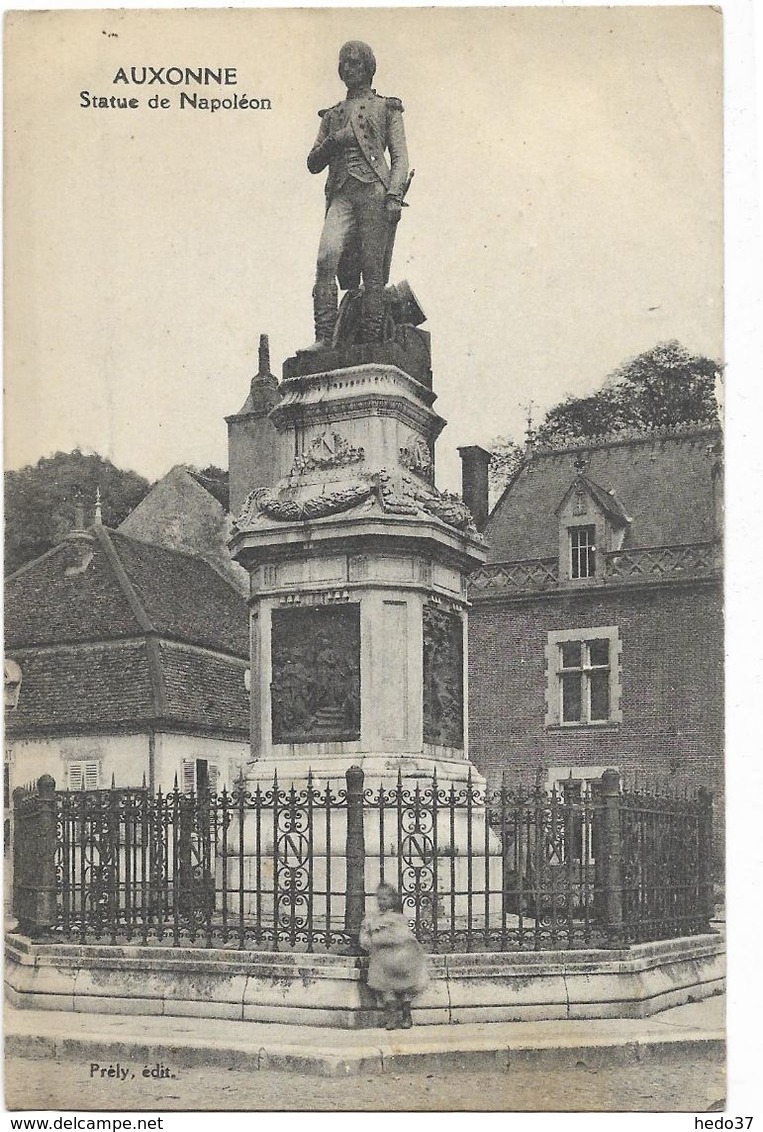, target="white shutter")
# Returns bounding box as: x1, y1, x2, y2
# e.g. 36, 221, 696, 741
67, 761, 100, 790
181, 760, 196, 794
208, 763, 219, 796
